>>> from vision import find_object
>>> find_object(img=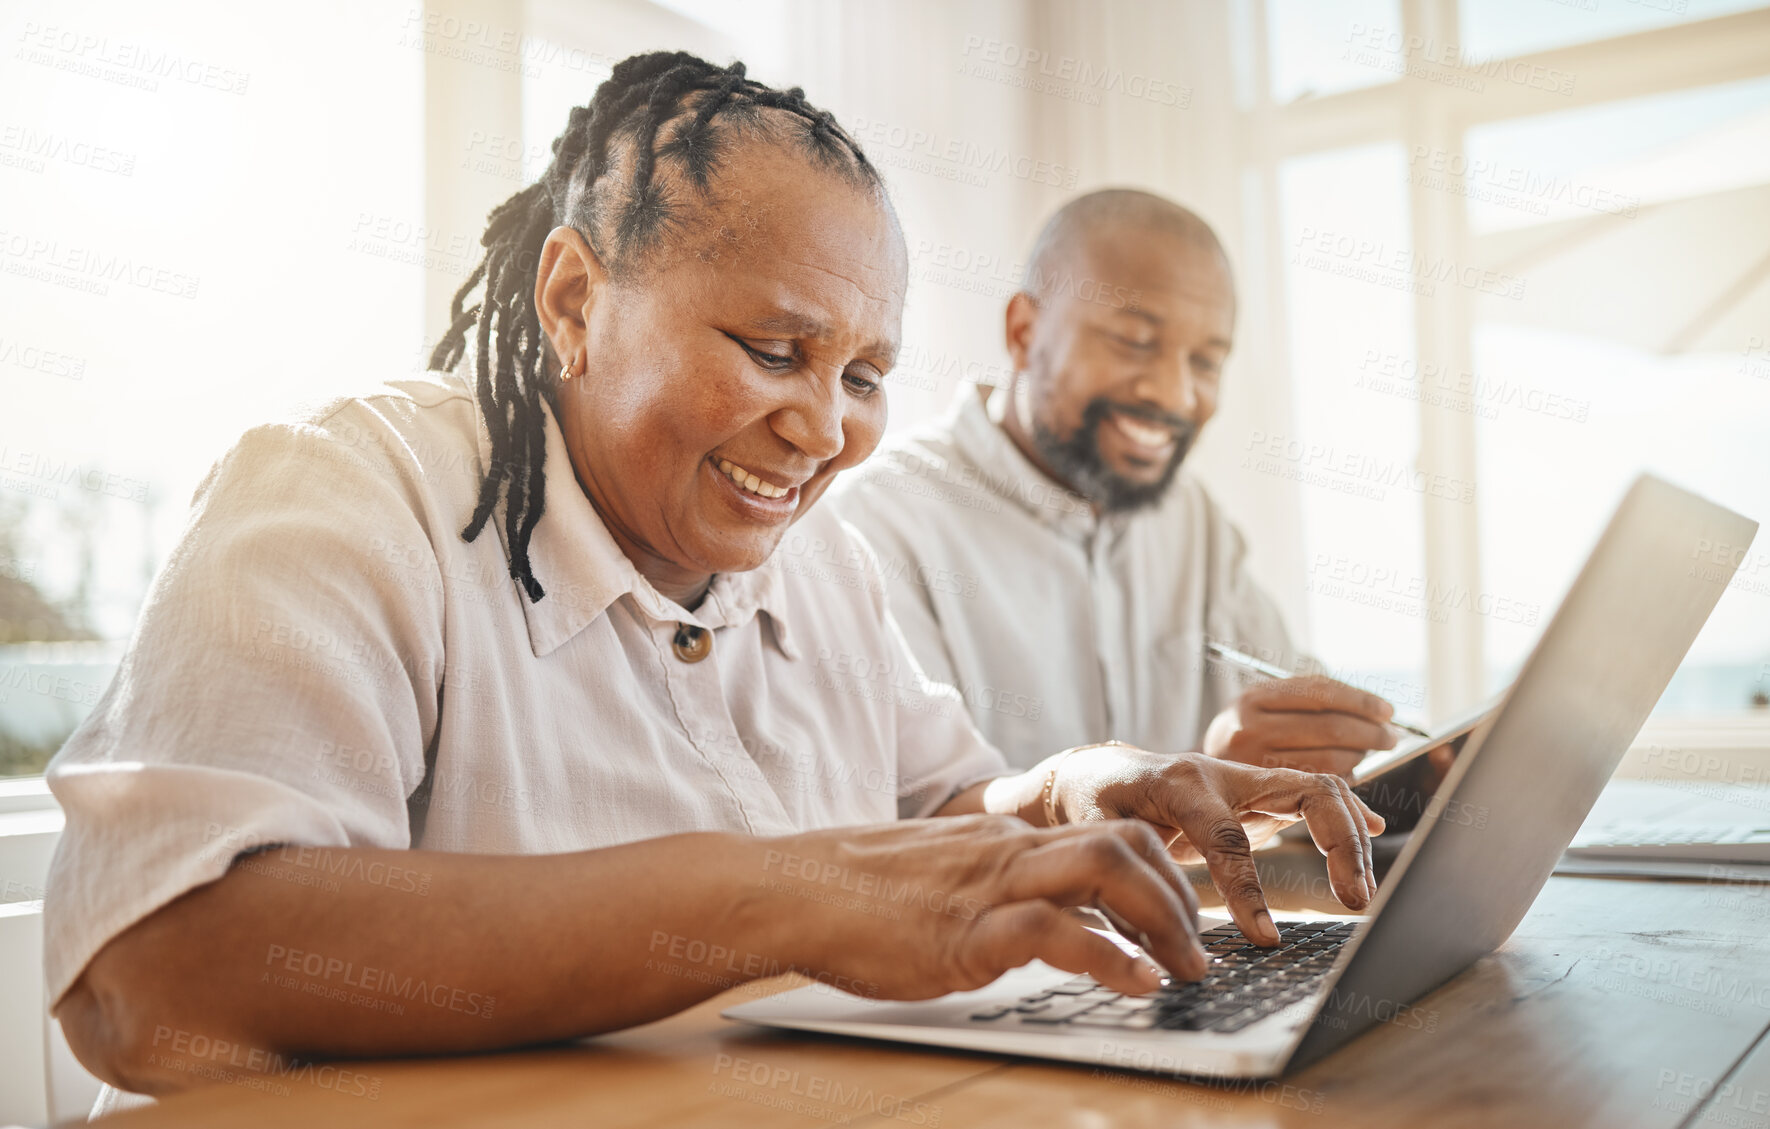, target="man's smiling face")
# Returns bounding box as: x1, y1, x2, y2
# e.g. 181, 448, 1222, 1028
1004, 212, 1235, 513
